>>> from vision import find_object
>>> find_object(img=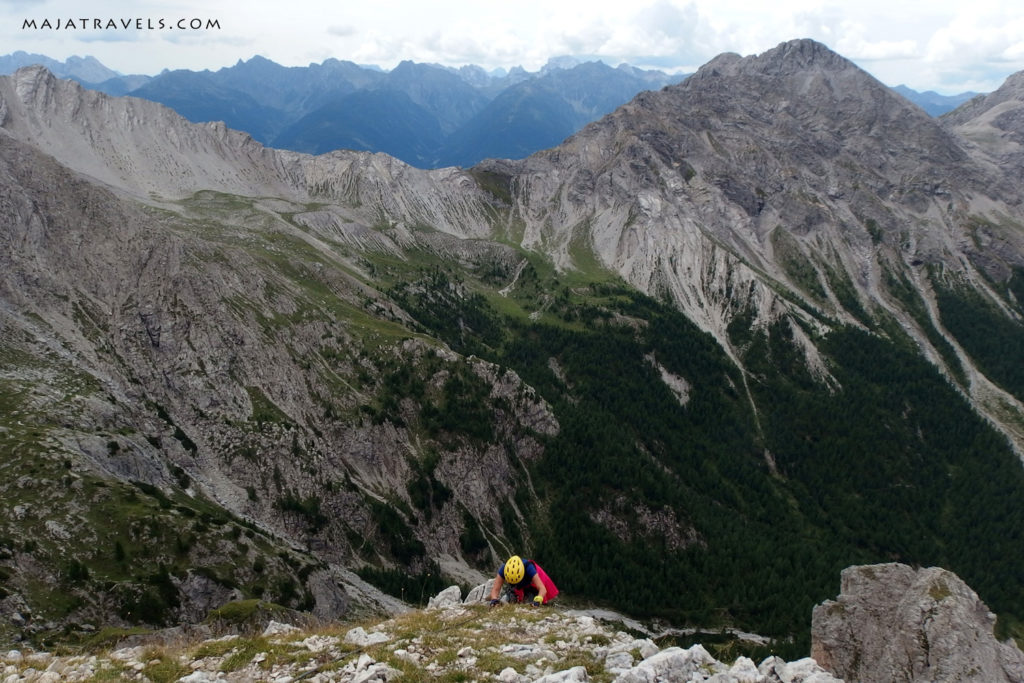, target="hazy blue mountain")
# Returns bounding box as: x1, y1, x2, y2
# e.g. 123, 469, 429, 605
892, 84, 980, 116
0, 51, 120, 83
451, 63, 494, 88
129, 69, 286, 144
128, 56, 686, 167
0, 51, 153, 95
273, 88, 446, 164
209, 55, 384, 115
124, 58, 485, 156
128, 56, 385, 144
439, 79, 582, 166
447, 62, 536, 97
375, 60, 490, 134
256, 60, 488, 162
86, 74, 153, 96
616, 61, 691, 87
439, 61, 687, 167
